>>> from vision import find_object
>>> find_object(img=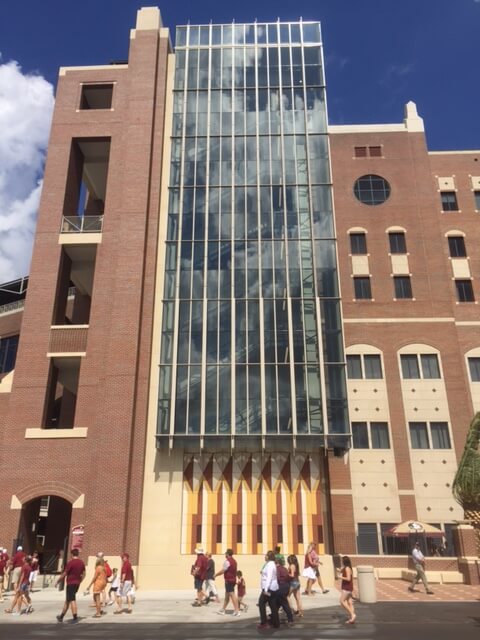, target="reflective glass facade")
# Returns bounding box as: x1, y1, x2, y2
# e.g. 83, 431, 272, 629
157, 21, 348, 448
